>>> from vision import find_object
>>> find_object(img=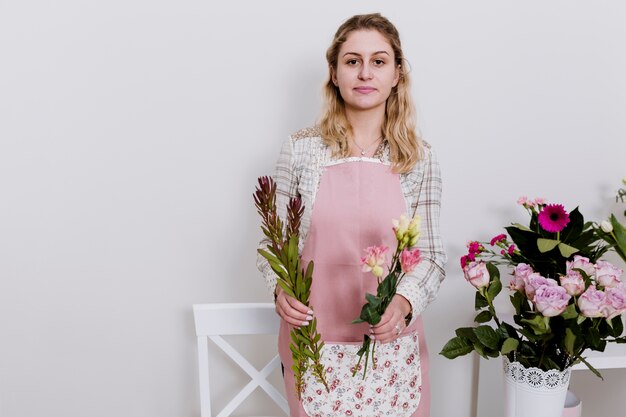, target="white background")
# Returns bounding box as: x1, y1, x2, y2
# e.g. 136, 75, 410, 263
1, 1, 625, 416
